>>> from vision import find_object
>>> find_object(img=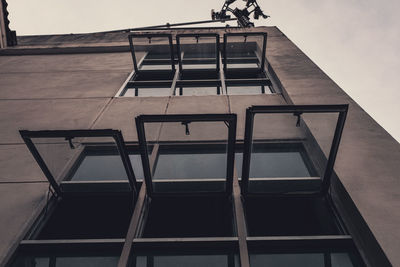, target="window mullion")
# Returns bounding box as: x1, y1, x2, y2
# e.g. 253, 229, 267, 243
117, 182, 147, 267
219, 51, 227, 95
233, 168, 250, 267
